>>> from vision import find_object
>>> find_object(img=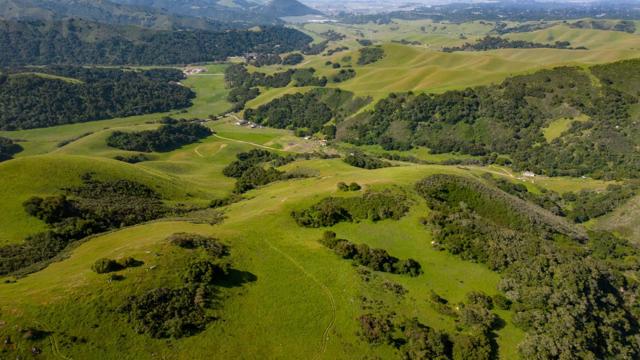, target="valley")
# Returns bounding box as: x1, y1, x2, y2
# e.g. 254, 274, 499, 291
1, 1, 640, 359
